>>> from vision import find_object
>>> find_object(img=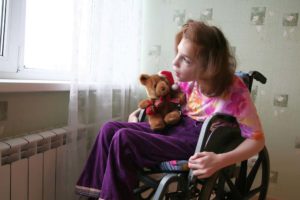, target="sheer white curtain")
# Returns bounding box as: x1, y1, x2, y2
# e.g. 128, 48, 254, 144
63, 0, 143, 199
